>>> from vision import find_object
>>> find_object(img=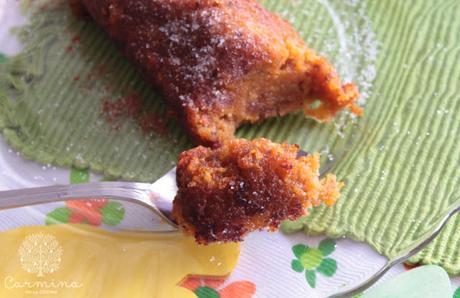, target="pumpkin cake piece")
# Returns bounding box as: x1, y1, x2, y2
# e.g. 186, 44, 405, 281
71, 0, 361, 147
172, 138, 342, 244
